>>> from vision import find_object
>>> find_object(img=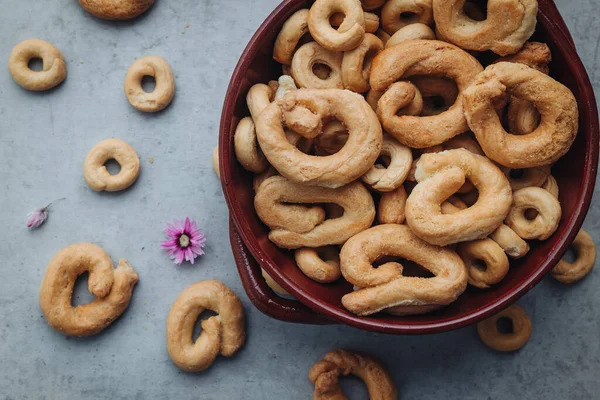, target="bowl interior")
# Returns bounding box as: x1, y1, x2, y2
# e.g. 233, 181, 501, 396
220, 0, 598, 333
